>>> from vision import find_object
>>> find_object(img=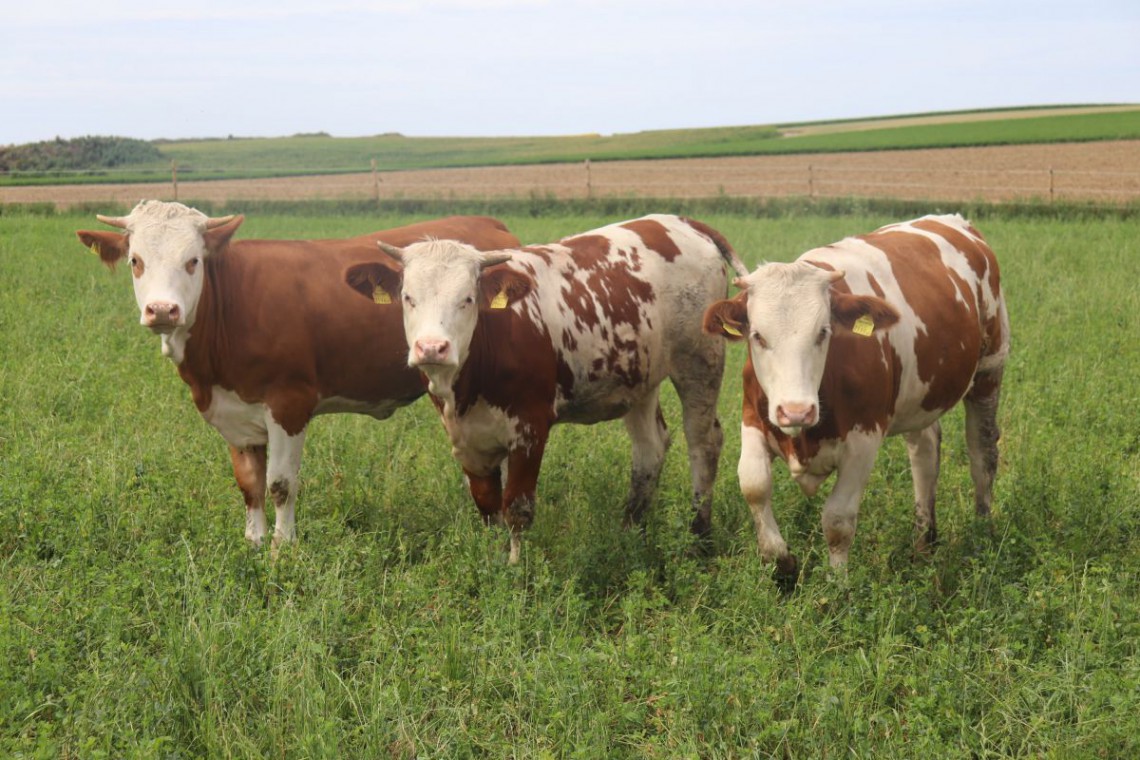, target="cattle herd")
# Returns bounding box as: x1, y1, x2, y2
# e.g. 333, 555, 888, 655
77, 200, 1008, 587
